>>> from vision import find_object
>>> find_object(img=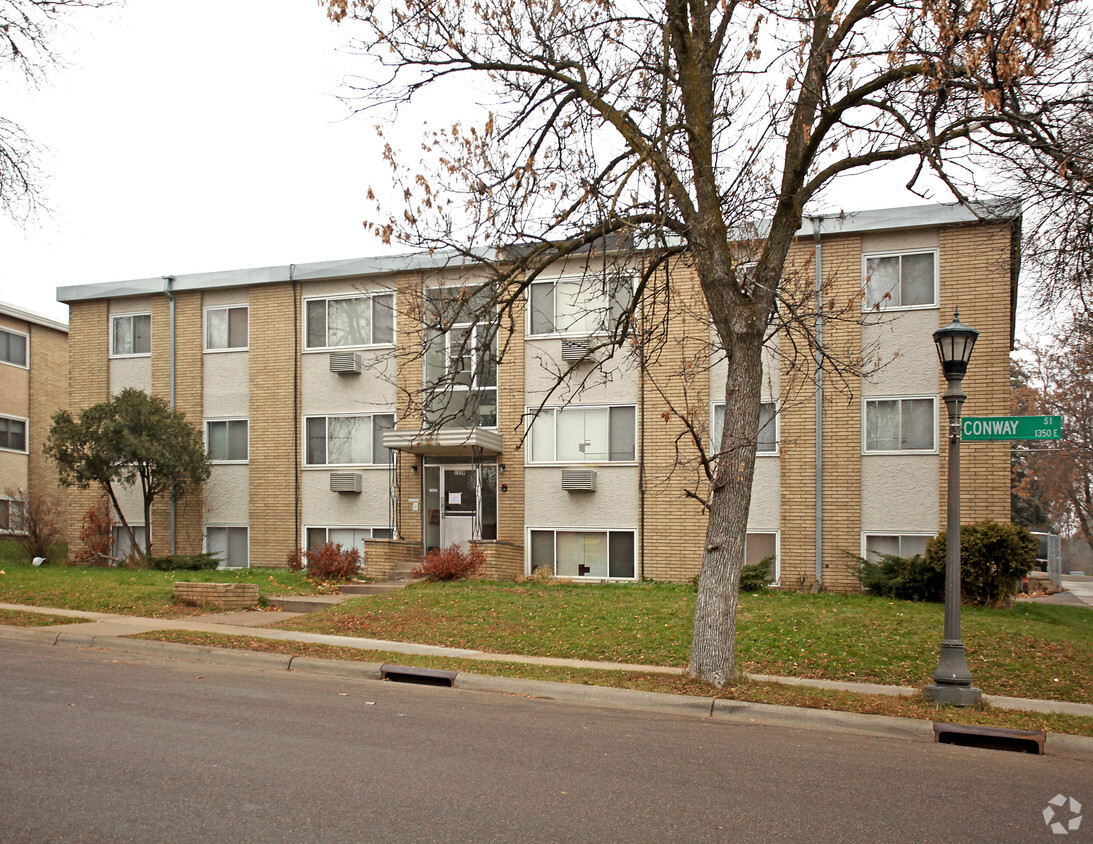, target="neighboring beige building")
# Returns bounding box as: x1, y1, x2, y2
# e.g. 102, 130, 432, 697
0, 302, 69, 539
55, 202, 1017, 586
